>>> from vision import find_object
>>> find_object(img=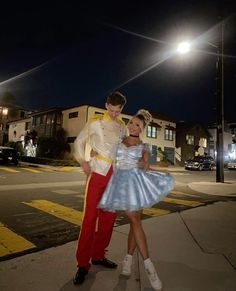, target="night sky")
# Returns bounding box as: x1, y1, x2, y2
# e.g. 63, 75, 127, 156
0, 1, 235, 125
